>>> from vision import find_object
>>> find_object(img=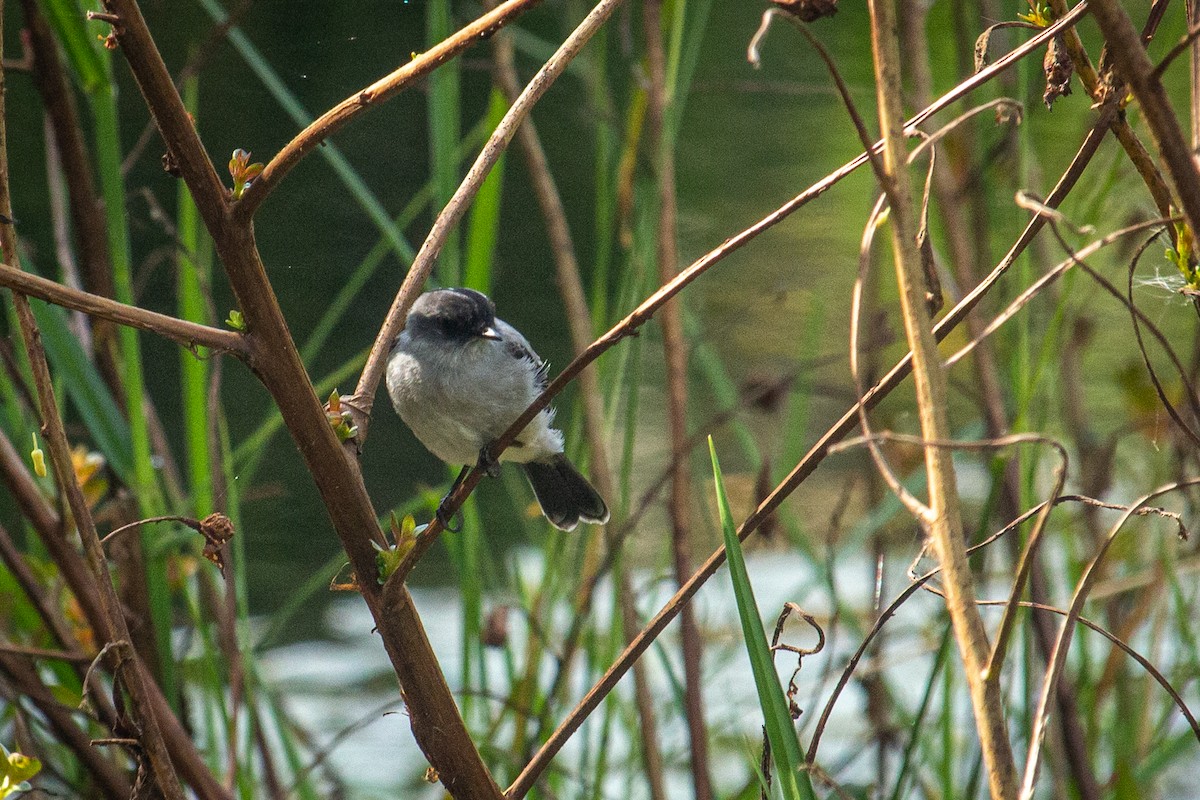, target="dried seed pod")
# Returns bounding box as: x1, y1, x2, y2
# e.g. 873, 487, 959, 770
1043, 35, 1074, 109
